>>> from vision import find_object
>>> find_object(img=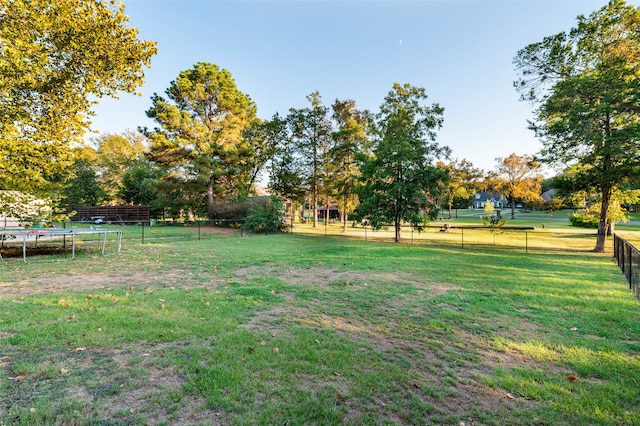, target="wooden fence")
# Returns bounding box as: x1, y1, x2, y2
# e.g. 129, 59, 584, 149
65, 205, 150, 225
